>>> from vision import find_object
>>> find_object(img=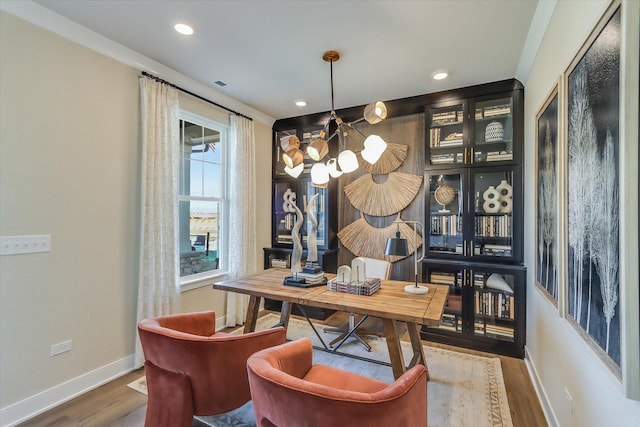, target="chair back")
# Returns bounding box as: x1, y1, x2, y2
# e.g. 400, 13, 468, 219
247, 338, 427, 427
361, 257, 392, 280
138, 311, 286, 426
